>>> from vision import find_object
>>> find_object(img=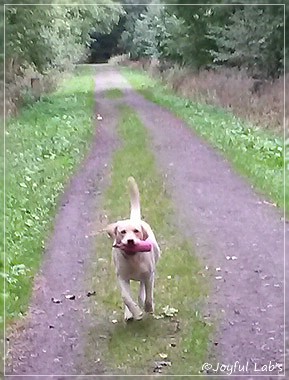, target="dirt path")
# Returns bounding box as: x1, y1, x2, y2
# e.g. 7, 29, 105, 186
95, 68, 287, 377
6, 68, 119, 377
125, 83, 287, 377
6, 66, 287, 378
